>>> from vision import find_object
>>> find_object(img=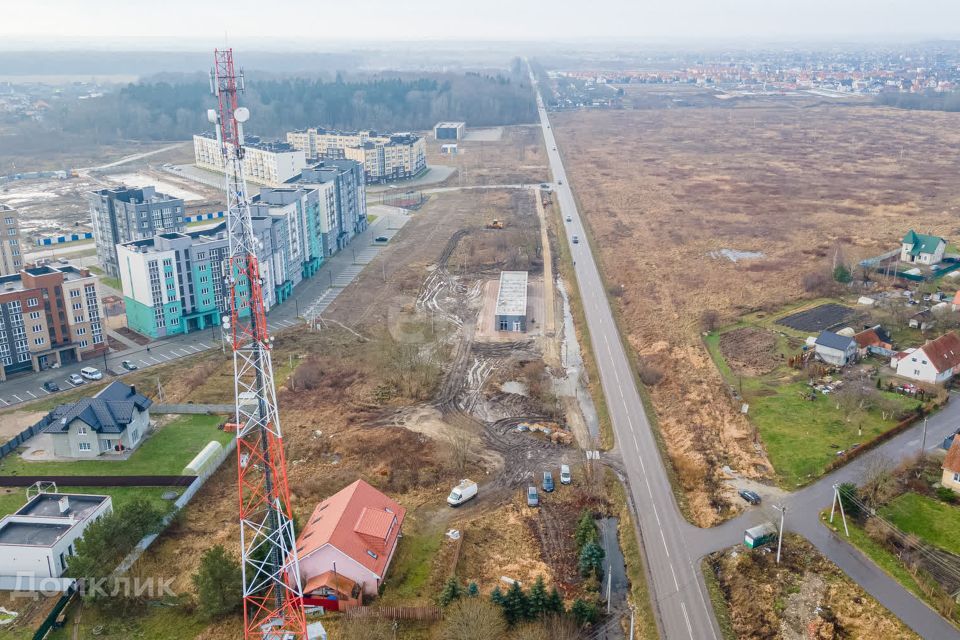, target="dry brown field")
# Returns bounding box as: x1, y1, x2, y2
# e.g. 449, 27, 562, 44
553, 102, 960, 525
